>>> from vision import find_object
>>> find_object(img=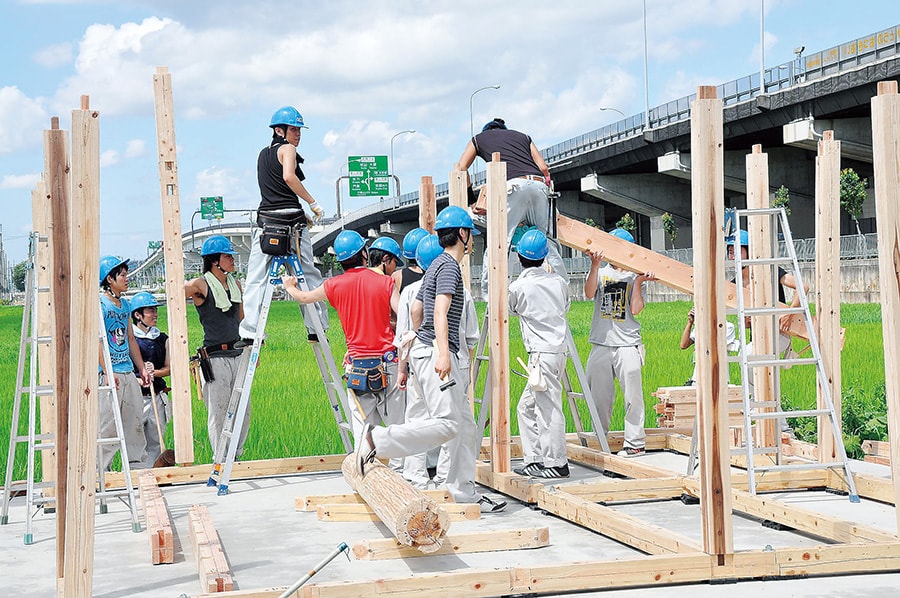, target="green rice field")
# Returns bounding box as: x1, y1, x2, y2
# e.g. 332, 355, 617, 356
0, 300, 887, 481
